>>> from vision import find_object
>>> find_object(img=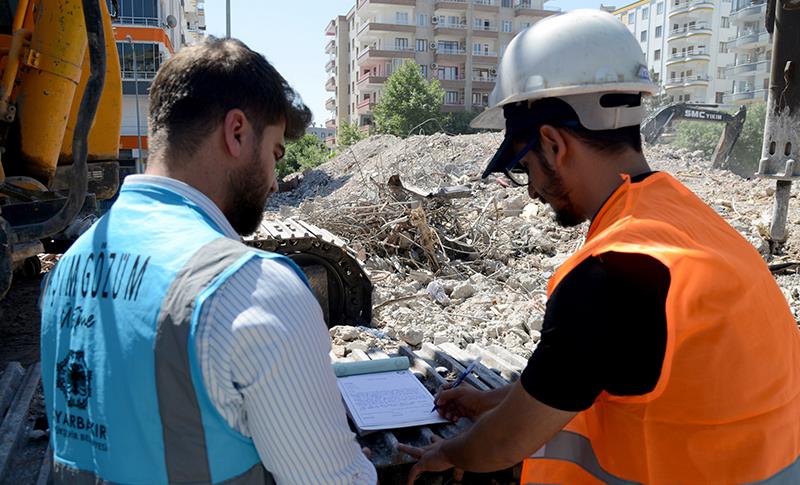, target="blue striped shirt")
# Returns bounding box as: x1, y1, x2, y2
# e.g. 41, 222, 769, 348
124, 175, 376, 484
